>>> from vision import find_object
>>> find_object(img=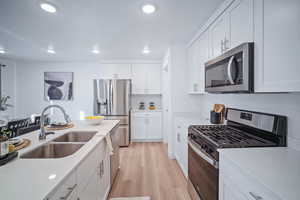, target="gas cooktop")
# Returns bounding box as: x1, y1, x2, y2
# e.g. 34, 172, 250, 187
190, 125, 276, 148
